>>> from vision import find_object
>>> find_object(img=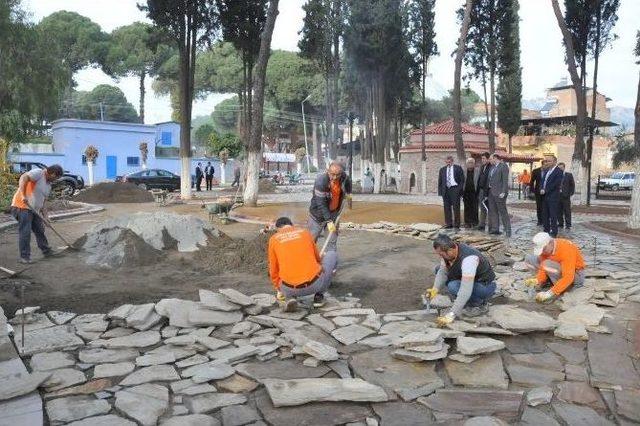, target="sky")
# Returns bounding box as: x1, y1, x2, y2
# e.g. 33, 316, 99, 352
22, 0, 640, 125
